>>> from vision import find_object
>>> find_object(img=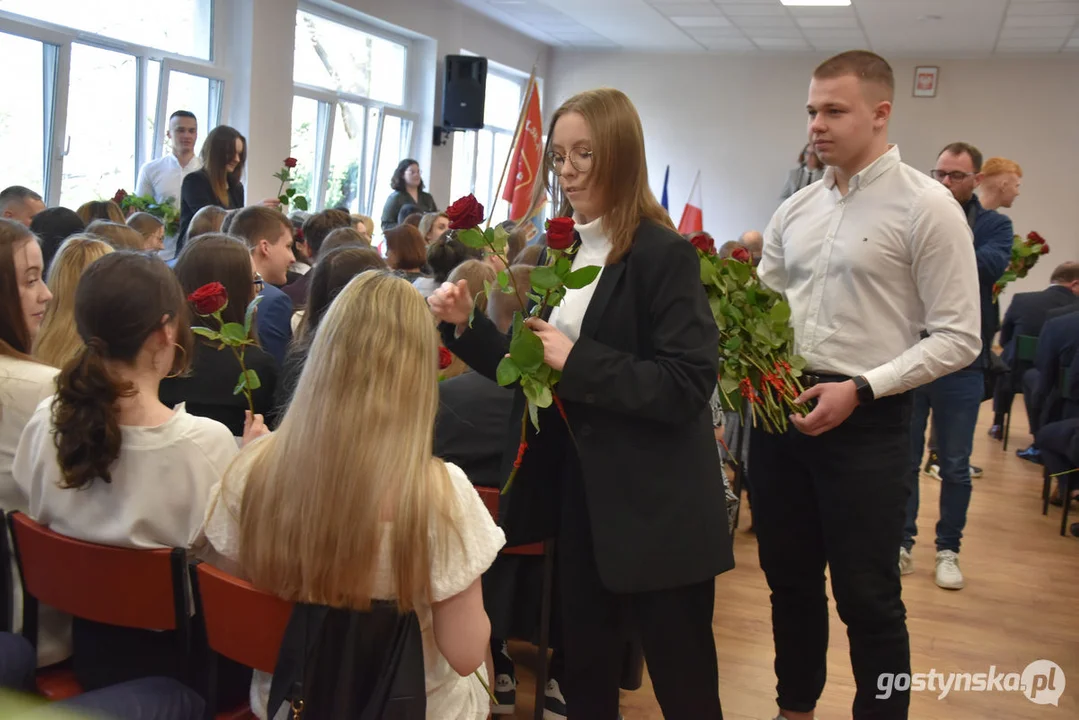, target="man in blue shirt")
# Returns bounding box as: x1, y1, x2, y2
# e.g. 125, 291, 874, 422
229, 206, 296, 366
901, 142, 1012, 591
